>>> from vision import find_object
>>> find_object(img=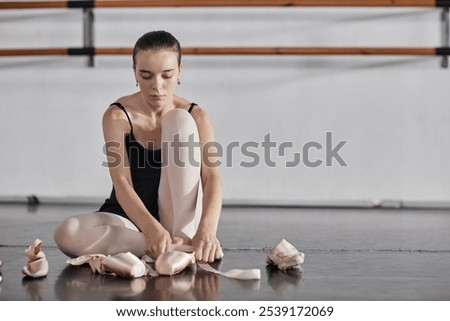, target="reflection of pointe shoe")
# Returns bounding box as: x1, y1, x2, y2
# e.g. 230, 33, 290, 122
55, 265, 147, 300
22, 239, 49, 278
155, 267, 195, 293
22, 276, 49, 300
266, 265, 304, 295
